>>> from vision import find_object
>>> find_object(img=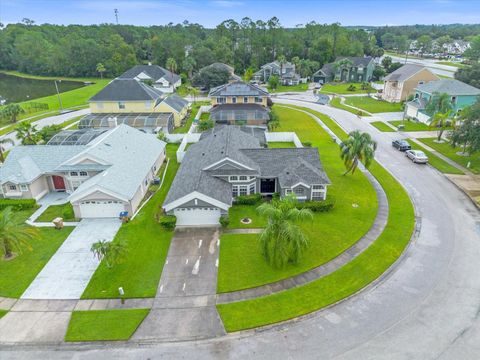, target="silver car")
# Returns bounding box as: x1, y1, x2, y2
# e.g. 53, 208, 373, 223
406, 150, 428, 164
